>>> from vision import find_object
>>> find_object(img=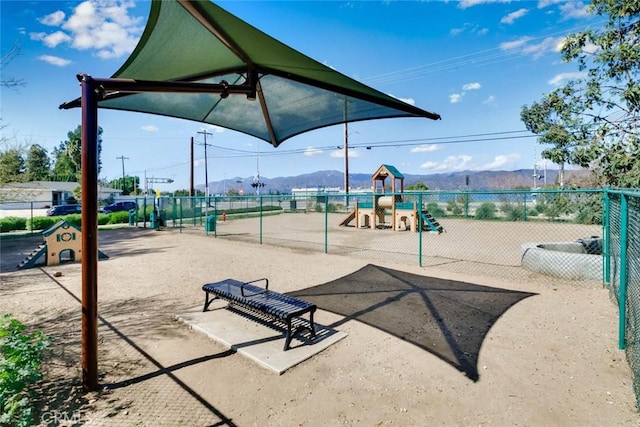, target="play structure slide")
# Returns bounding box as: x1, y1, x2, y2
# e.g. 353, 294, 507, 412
340, 210, 356, 226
